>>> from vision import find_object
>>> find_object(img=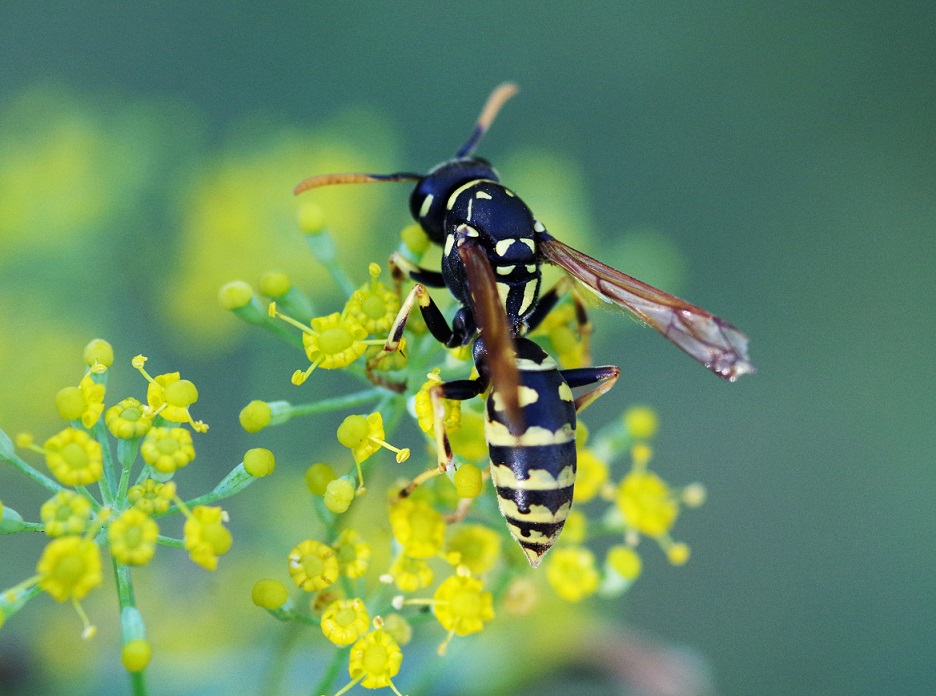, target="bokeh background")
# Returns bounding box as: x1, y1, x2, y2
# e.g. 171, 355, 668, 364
1, 3, 934, 695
